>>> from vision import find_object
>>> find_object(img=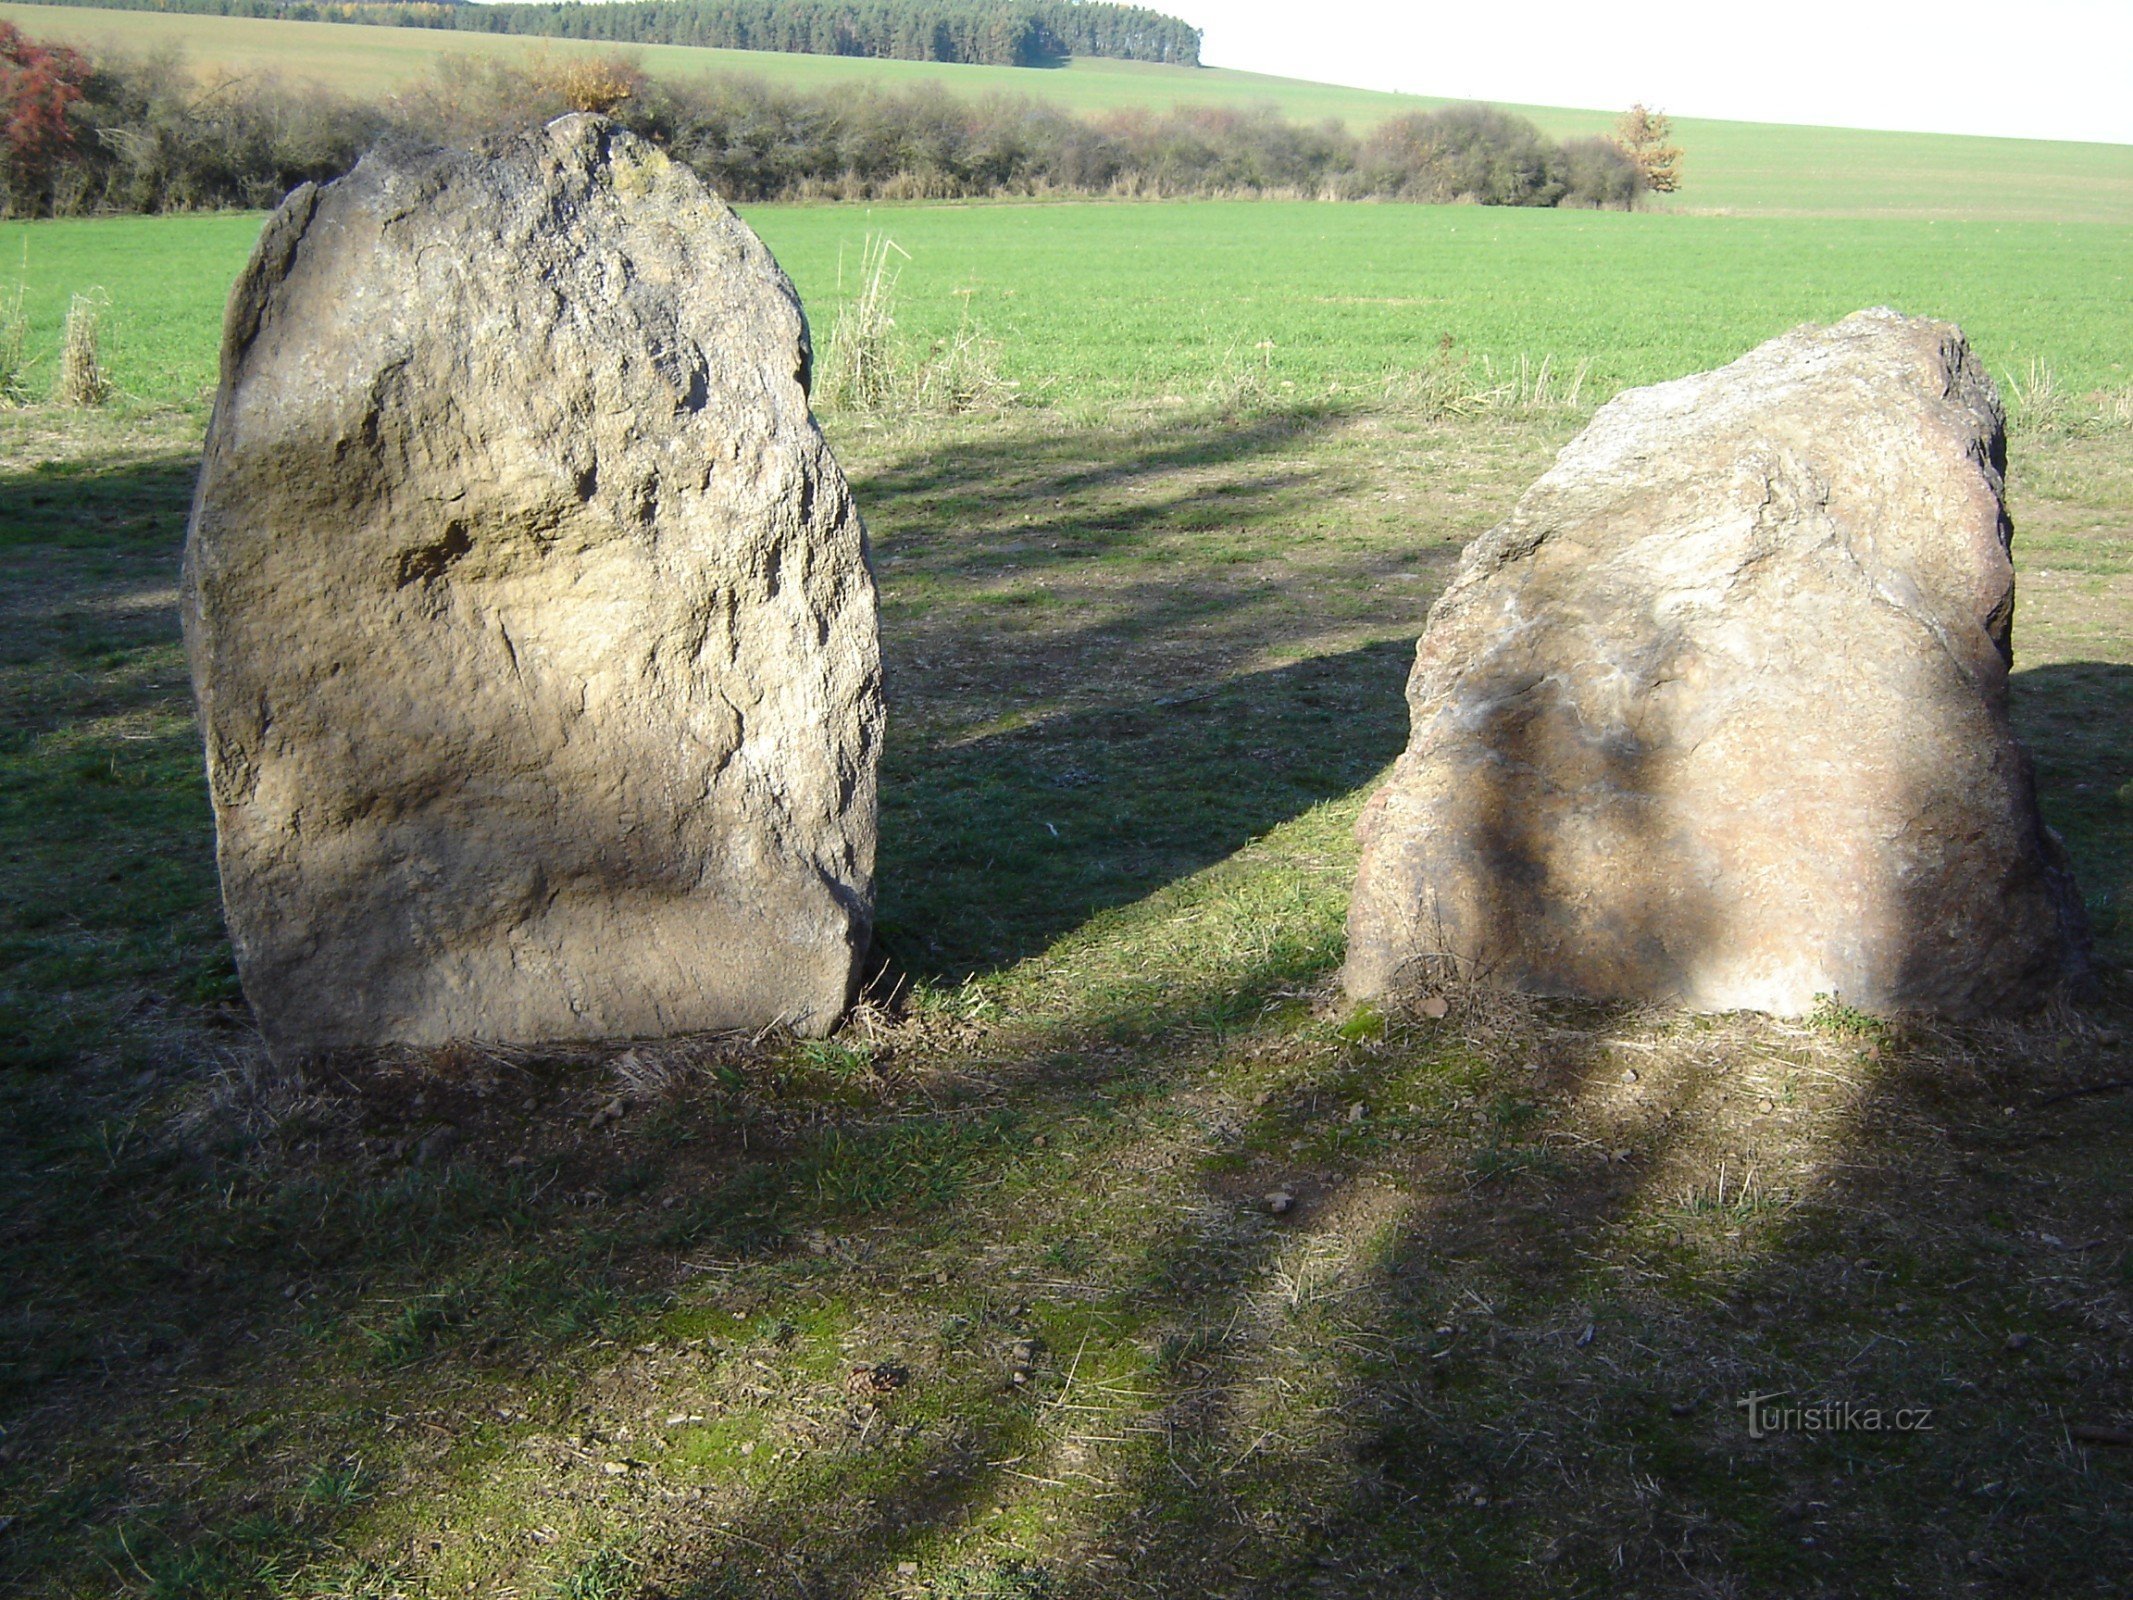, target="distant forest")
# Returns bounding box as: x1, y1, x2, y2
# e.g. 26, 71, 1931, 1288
46, 0, 1205, 66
